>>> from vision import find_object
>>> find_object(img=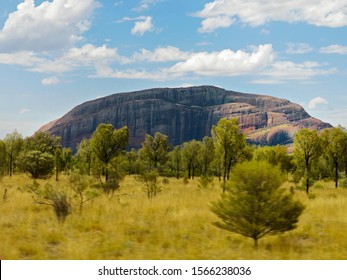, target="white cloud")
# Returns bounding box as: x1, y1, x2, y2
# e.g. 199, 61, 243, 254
320, 44, 347, 54
286, 43, 313, 54
0, 51, 45, 66
0, 0, 99, 53
41, 76, 60, 85
168, 44, 275, 76
194, 0, 347, 32
254, 61, 335, 84
131, 46, 191, 62
131, 16, 154, 35
32, 44, 122, 73
198, 16, 234, 33
308, 97, 329, 109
